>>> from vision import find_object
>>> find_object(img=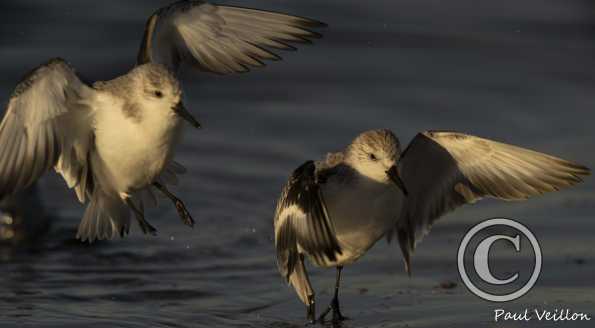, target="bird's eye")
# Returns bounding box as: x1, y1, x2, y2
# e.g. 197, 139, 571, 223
154, 91, 164, 98
369, 153, 378, 161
